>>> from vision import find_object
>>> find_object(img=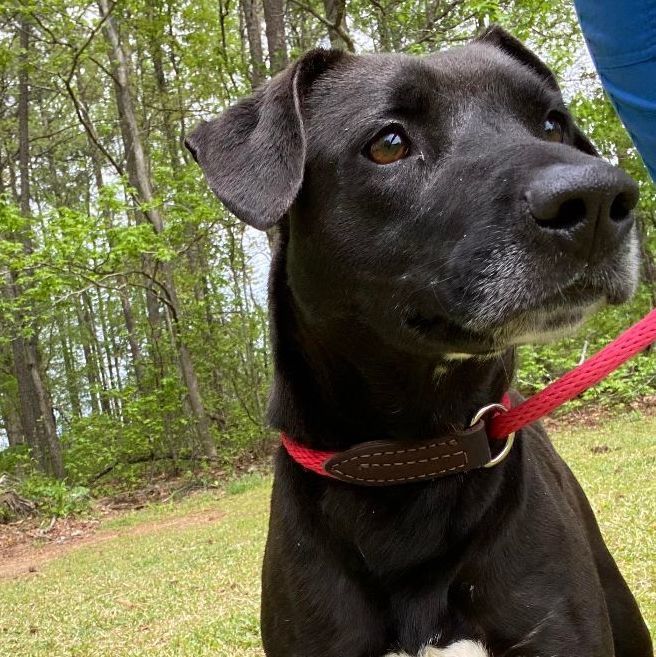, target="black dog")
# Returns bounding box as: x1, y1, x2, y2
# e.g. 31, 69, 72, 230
187, 26, 653, 657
